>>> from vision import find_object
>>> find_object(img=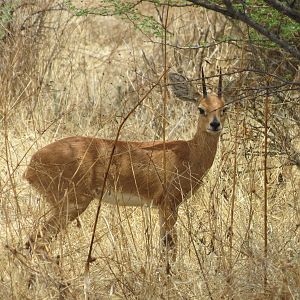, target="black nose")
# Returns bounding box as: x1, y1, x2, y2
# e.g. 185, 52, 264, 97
210, 118, 220, 130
